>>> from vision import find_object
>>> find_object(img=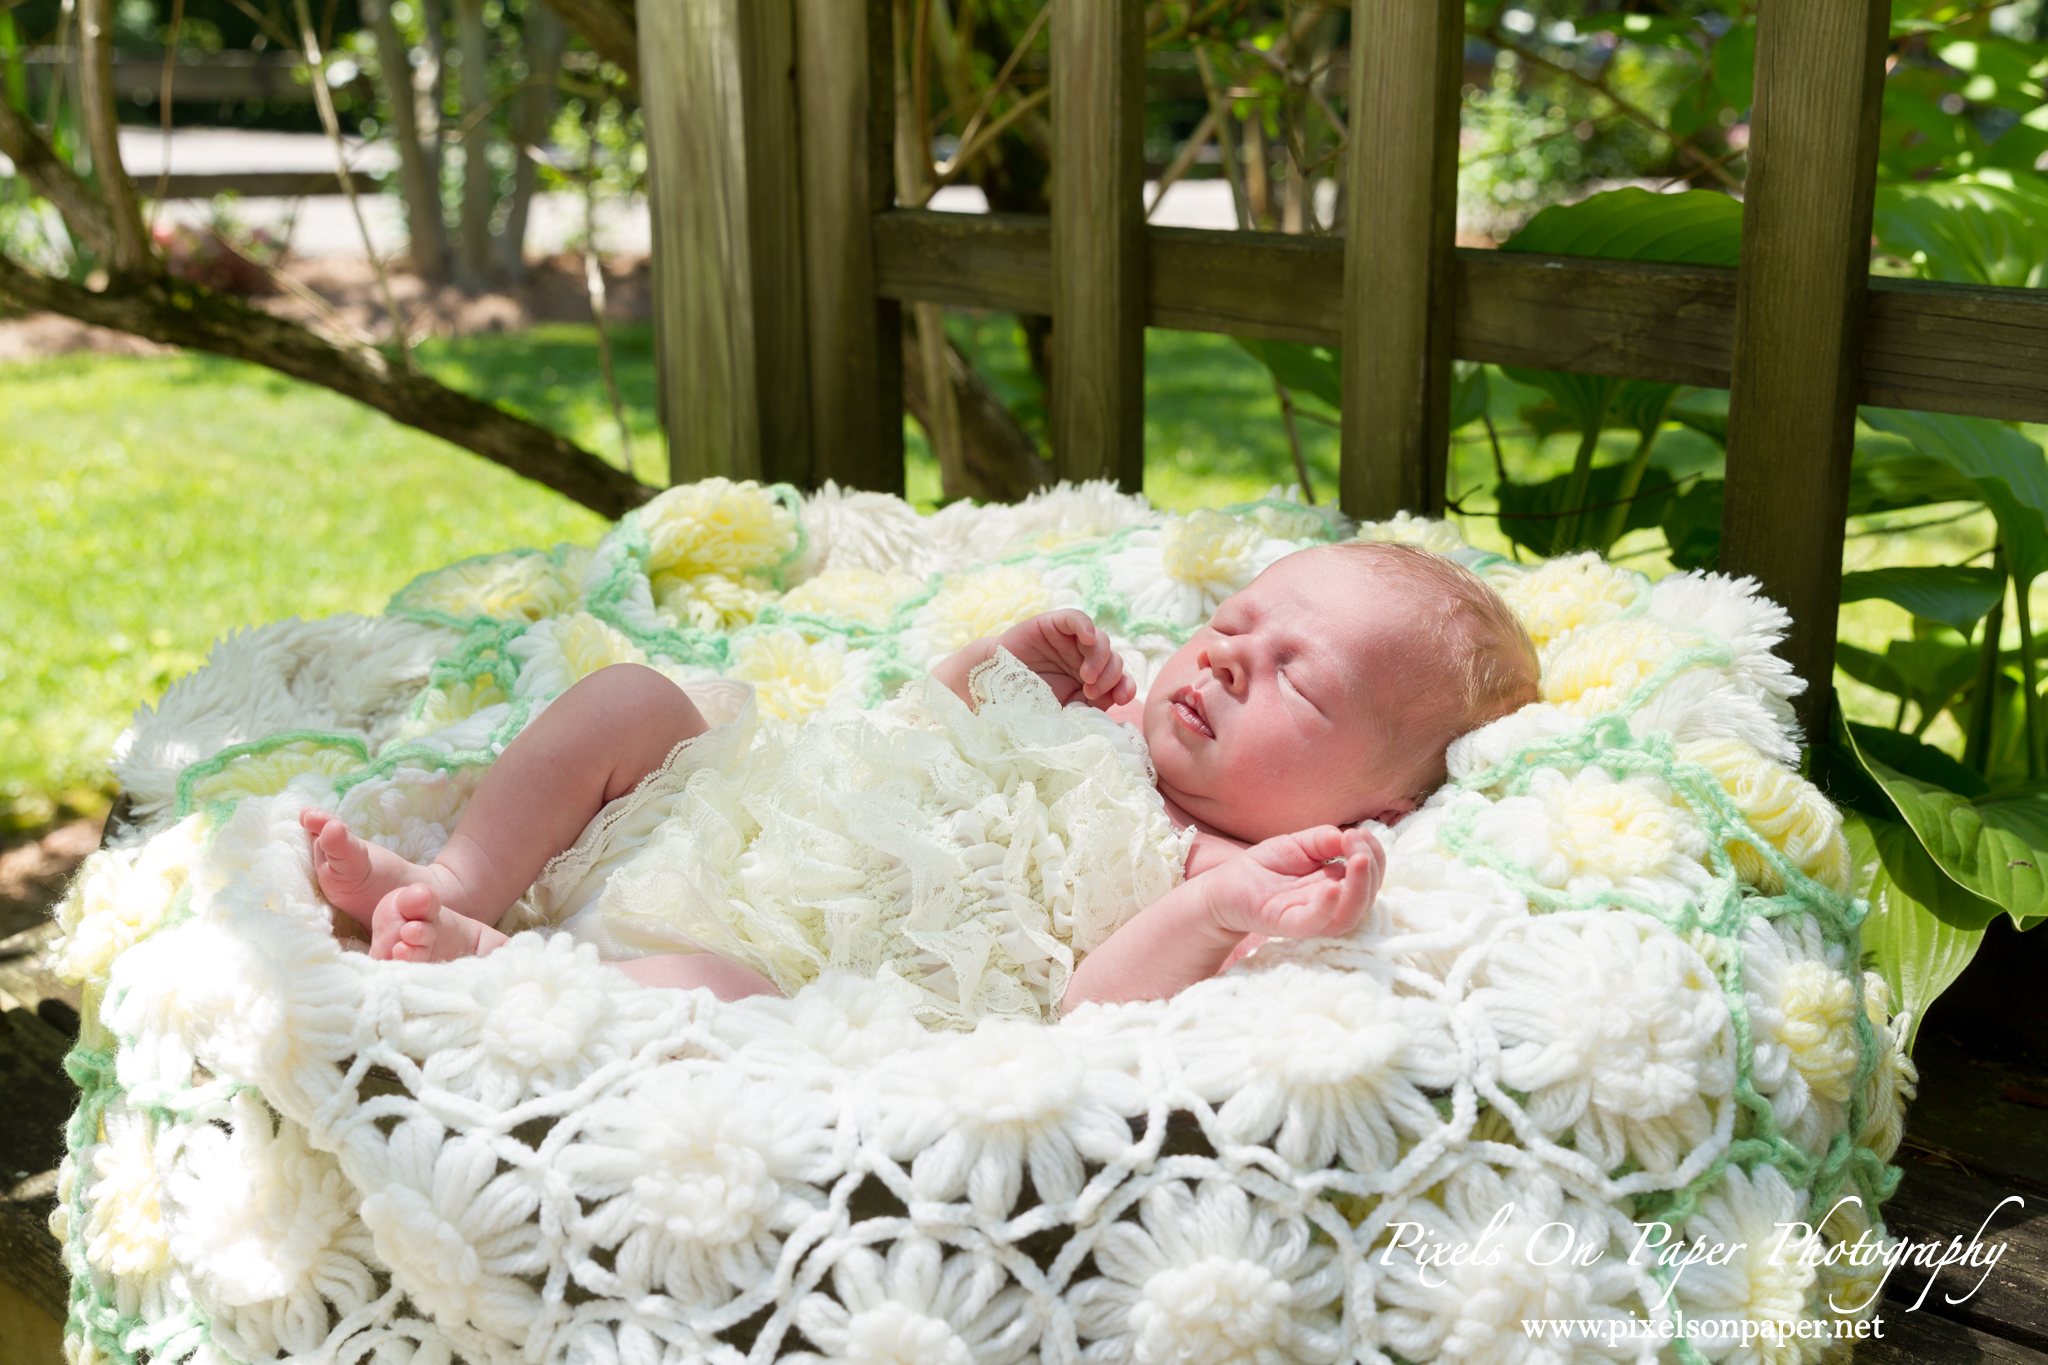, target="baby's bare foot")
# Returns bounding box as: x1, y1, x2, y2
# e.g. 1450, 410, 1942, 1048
303, 808, 397, 929
374, 883, 508, 963
303, 807, 452, 934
